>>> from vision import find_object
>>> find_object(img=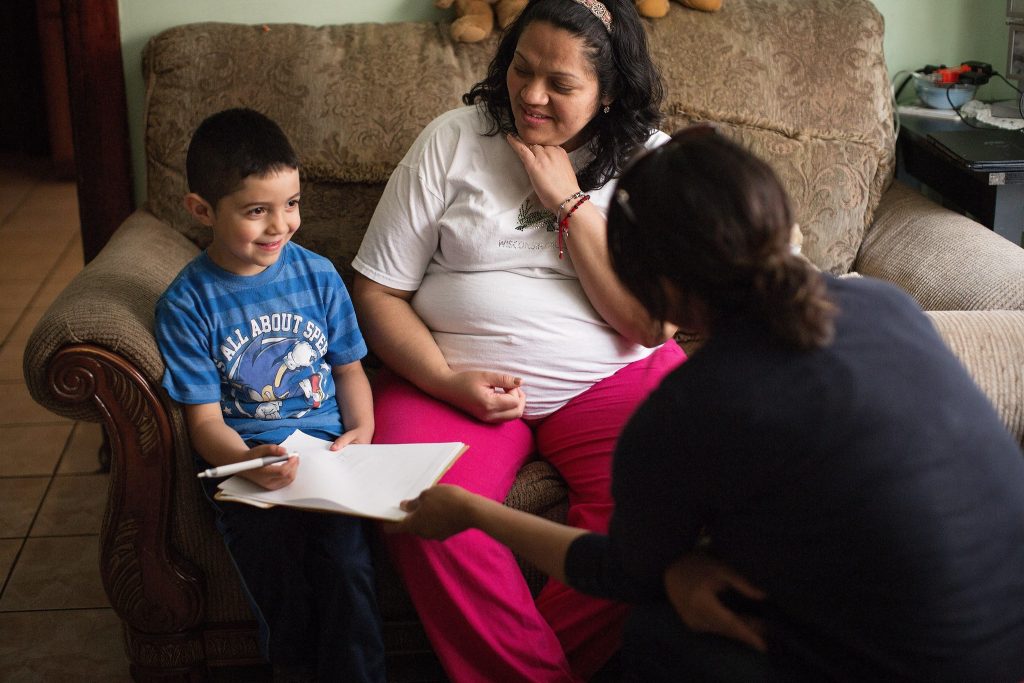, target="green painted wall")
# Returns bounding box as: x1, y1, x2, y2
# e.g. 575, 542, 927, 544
880, 0, 1013, 101
118, 0, 1017, 201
